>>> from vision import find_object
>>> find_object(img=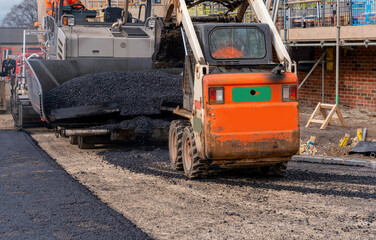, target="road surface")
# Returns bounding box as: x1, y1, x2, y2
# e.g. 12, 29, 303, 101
31, 130, 376, 240
0, 130, 151, 239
